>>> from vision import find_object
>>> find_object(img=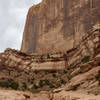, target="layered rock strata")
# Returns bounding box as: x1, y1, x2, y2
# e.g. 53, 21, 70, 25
1, 25, 100, 70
